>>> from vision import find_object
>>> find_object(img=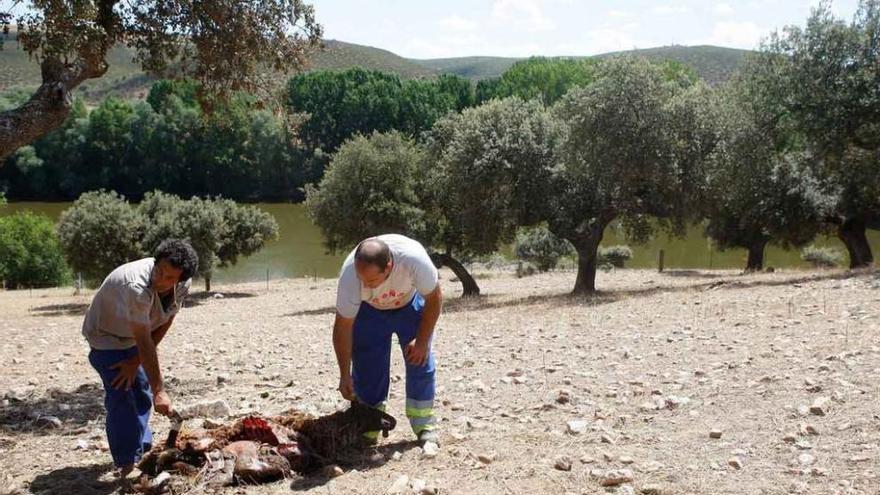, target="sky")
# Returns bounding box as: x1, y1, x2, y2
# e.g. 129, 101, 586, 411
314, 0, 862, 58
